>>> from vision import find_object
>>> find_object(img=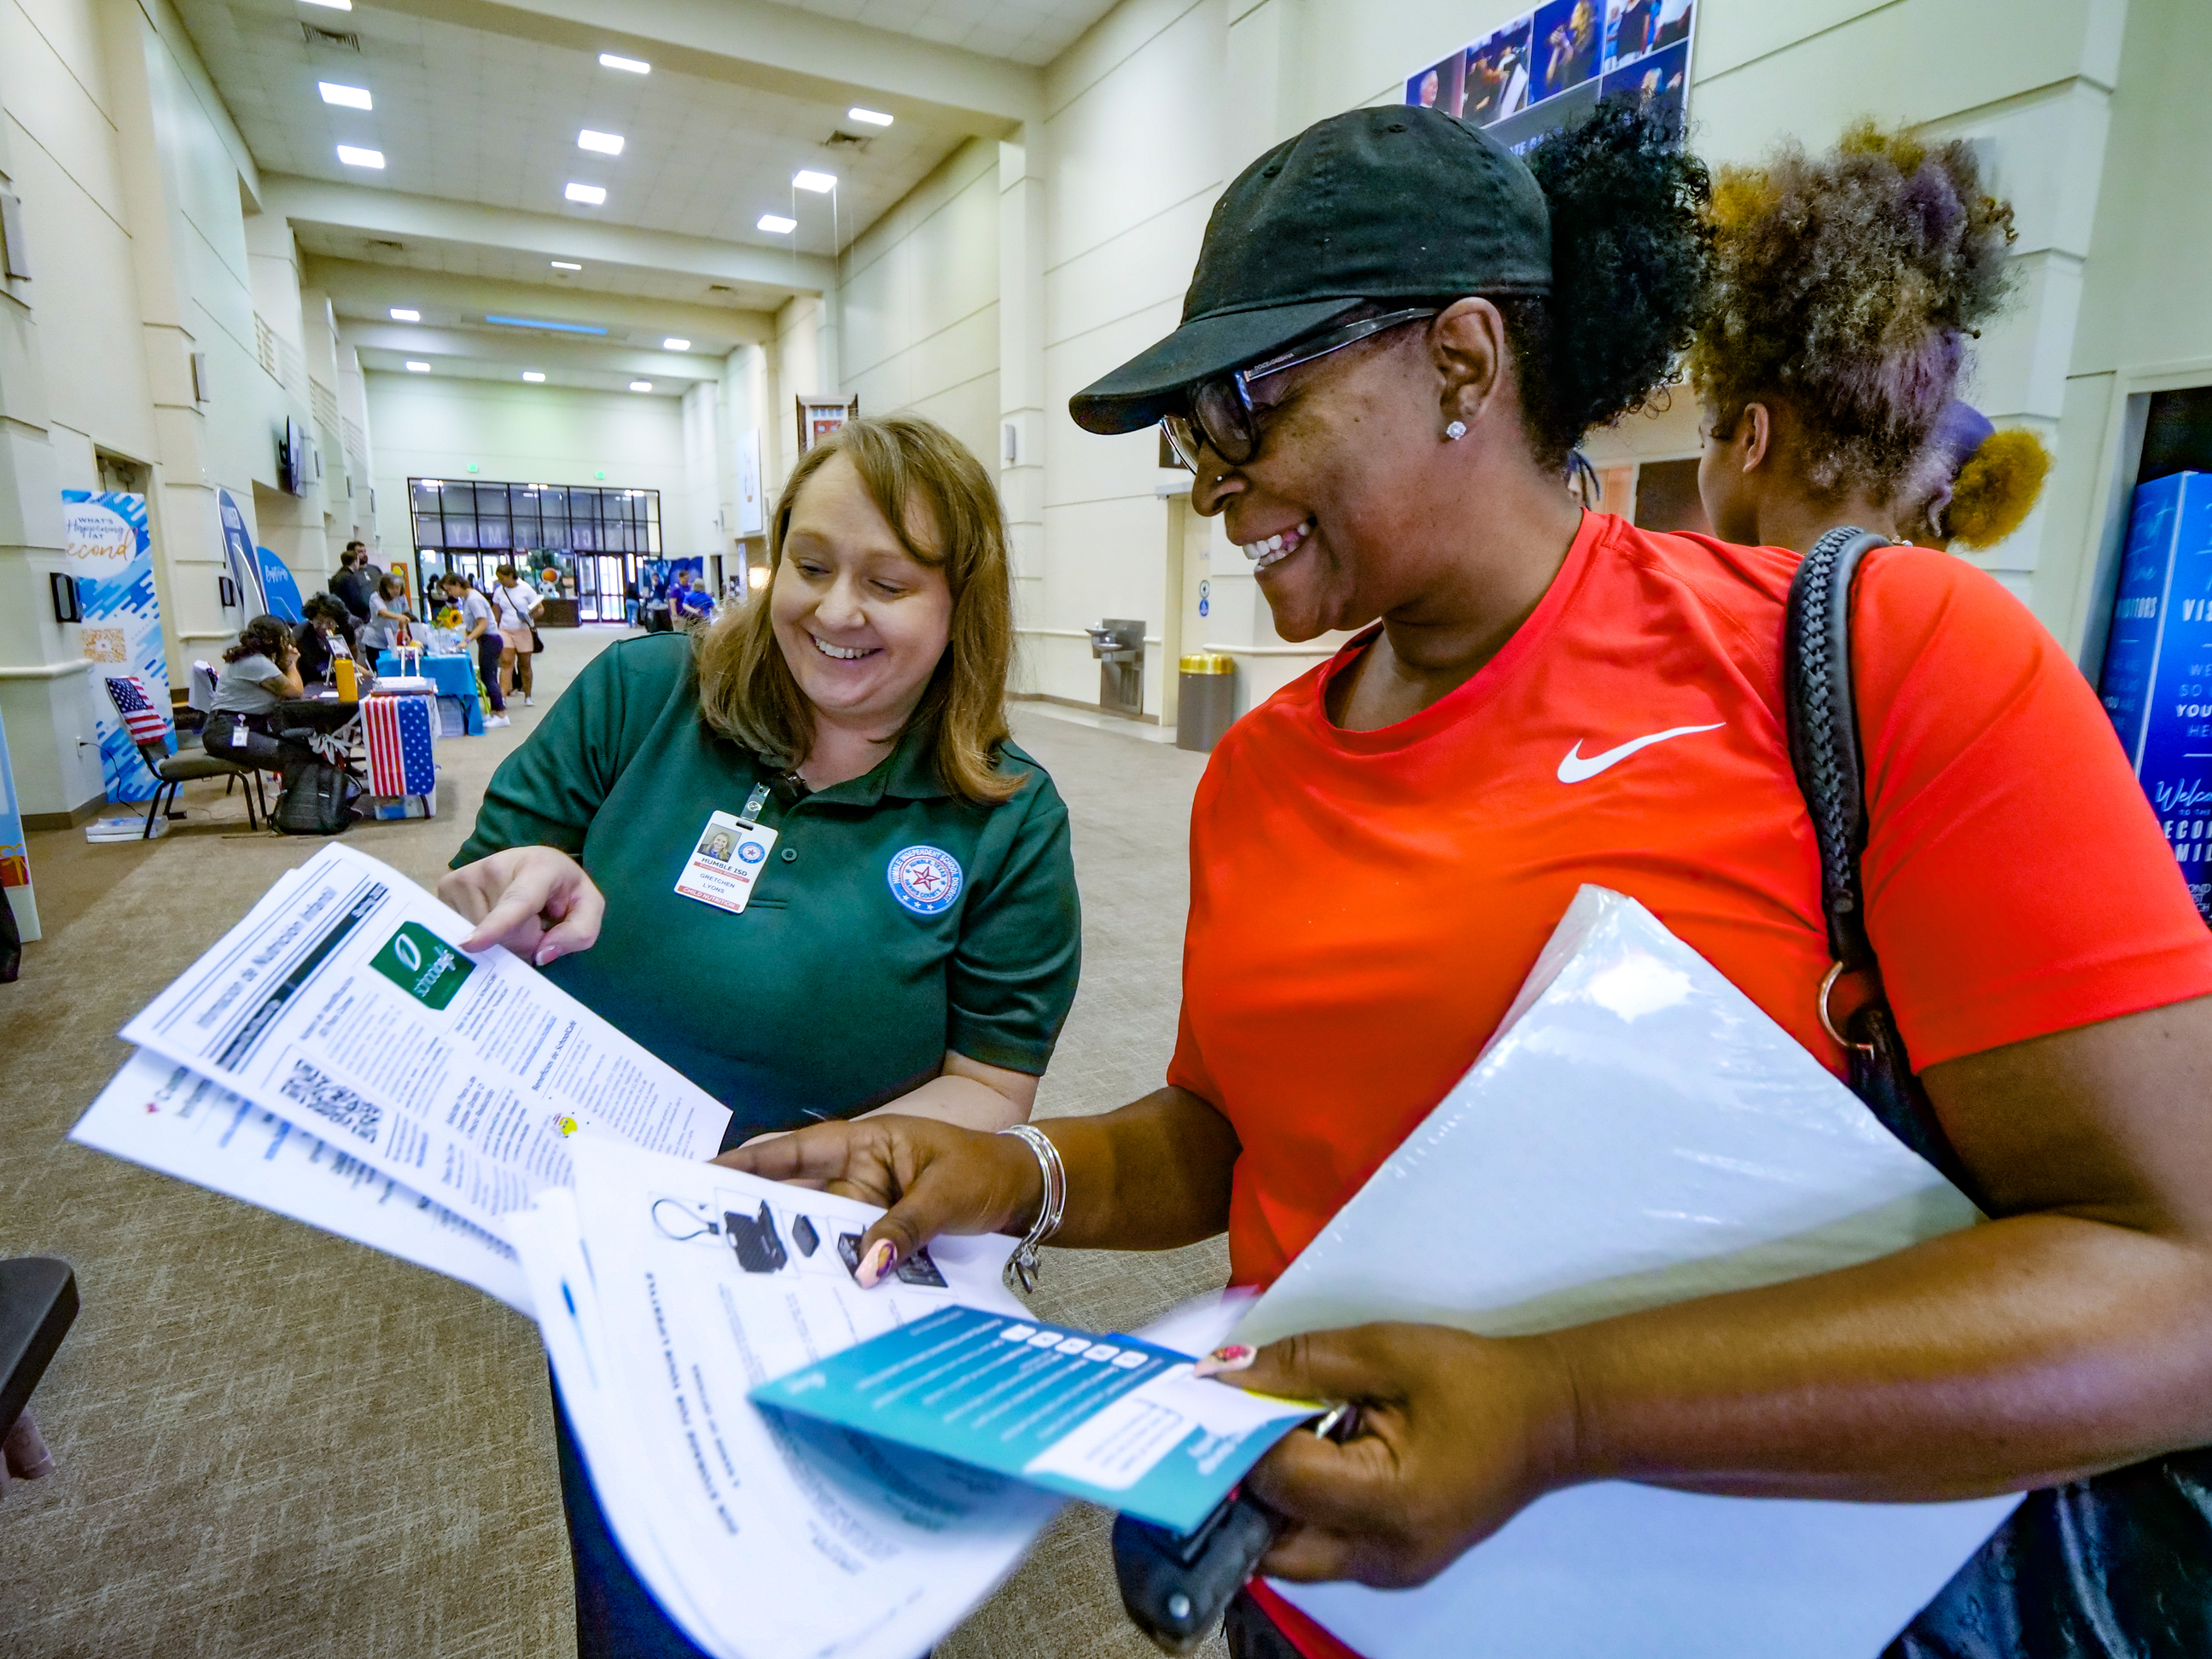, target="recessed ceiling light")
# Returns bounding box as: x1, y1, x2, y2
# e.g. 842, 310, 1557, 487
598, 52, 649, 73
757, 214, 796, 235
336, 145, 385, 169
662, 338, 690, 352
522, 371, 546, 382
629, 381, 654, 393
389, 307, 420, 322
301, 0, 351, 9
405, 361, 430, 372
564, 182, 607, 205
577, 129, 624, 156
848, 108, 894, 127
550, 259, 583, 271
793, 170, 836, 193
319, 82, 373, 109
